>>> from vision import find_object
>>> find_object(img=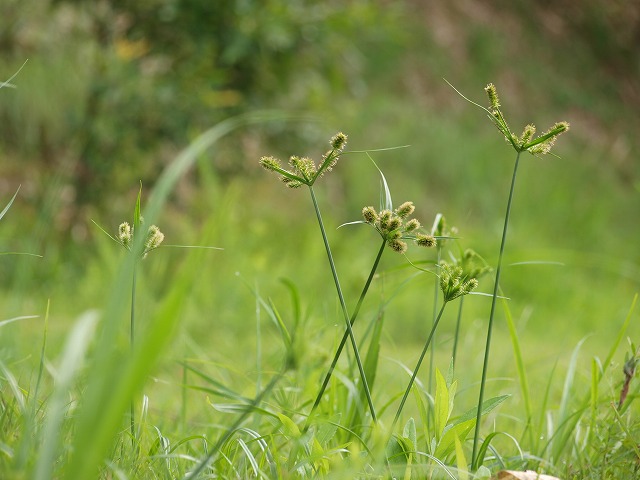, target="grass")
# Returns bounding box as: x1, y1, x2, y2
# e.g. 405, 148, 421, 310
1, 79, 639, 478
